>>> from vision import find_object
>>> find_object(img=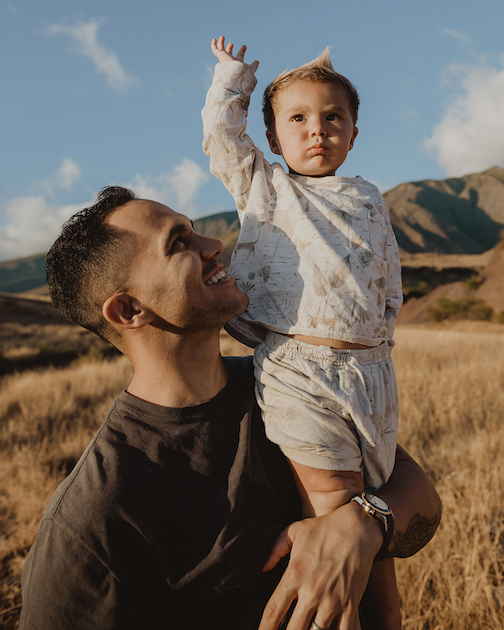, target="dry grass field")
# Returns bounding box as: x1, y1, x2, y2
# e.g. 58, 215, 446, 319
1, 325, 504, 628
